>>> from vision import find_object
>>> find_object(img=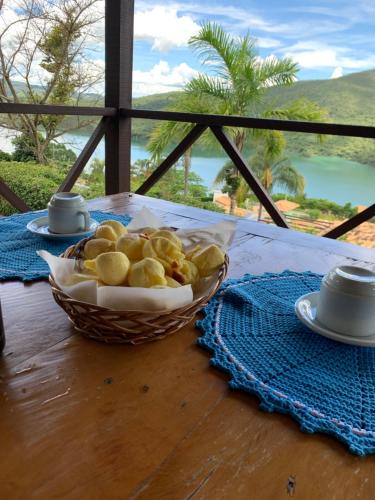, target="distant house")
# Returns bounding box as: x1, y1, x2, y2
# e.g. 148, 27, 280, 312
213, 194, 231, 211
213, 193, 254, 218
356, 205, 367, 213
275, 200, 300, 212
